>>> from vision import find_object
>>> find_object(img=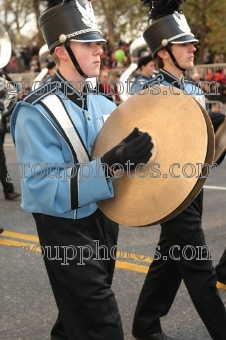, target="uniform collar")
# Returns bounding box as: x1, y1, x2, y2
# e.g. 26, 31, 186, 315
52, 70, 89, 109
159, 69, 185, 90
138, 74, 153, 81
